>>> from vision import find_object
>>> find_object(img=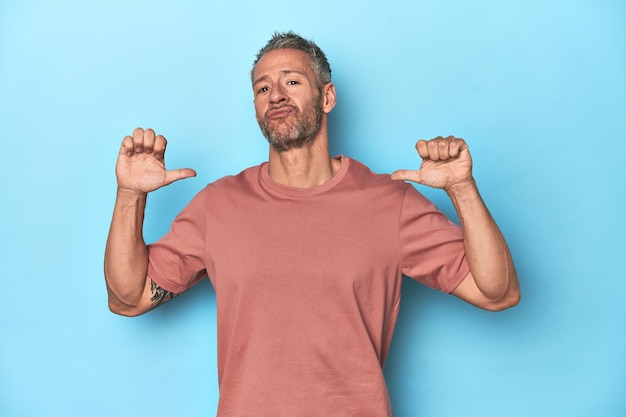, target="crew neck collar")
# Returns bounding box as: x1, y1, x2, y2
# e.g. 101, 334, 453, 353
259, 156, 349, 197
